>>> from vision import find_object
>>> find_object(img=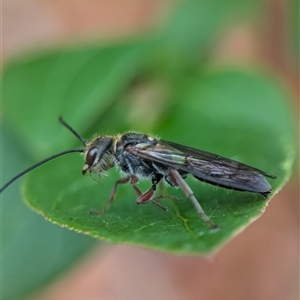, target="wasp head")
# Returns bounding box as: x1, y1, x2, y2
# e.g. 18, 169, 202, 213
82, 136, 115, 175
